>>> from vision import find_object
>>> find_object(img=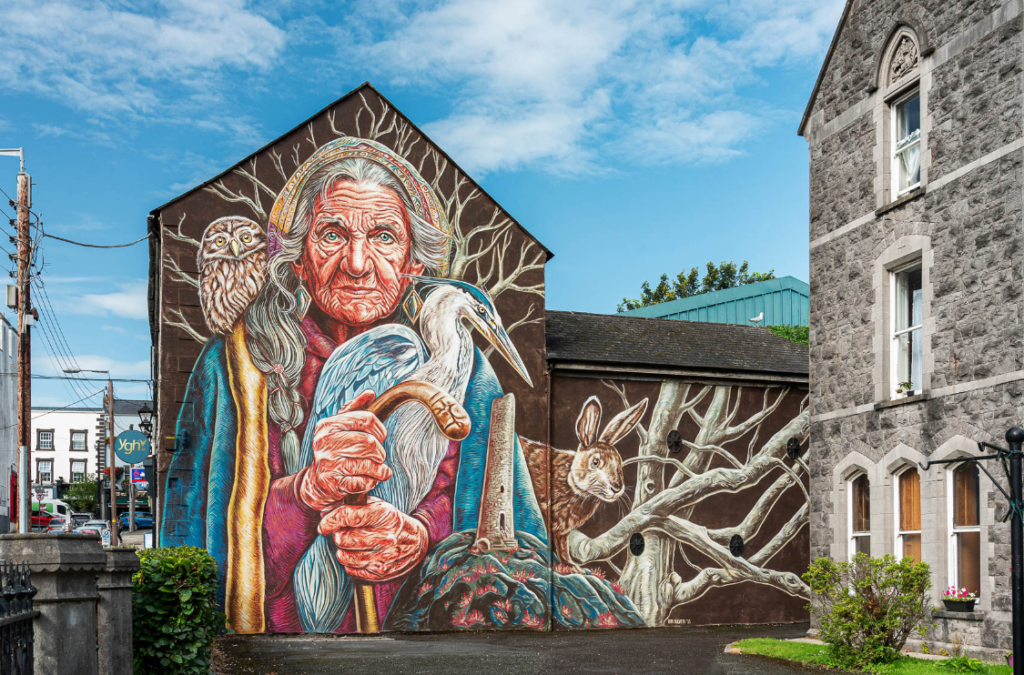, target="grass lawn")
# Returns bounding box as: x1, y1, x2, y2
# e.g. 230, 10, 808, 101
732, 638, 1013, 674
